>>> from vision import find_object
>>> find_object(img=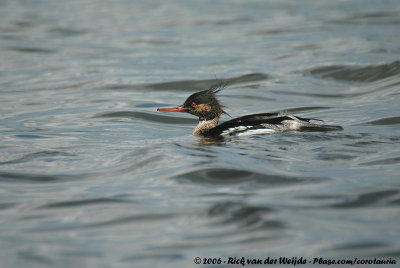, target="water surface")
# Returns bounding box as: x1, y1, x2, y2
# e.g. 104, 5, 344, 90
1, 0, 400, 267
